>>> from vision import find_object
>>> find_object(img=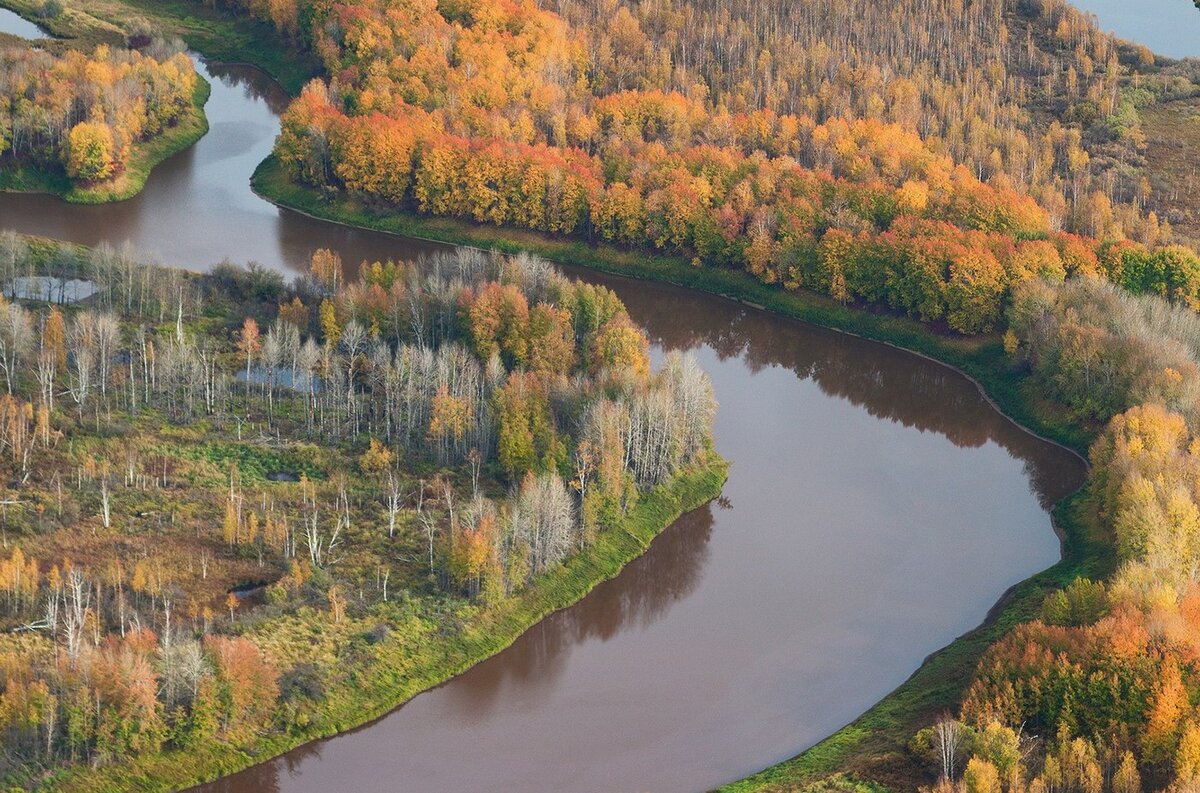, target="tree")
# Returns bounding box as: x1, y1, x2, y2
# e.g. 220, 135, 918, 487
935, 717, 968, 781
359, 438, 395, 473
511, 472, 576, 576
66, 121, 116, 182
527, 304, 574, 376
319, 299, 341, 346
327, 585, 345, 622
0, 299, 32, 394
1178, 723, 1200, 786
589, 315, 649, 377
1144, 659, 1187, 764
37, 309, 66, 412
205, 635, 279, 738
1113, 752, 1141, 793
310, 249, 343, 294
466, 283, 529, 368
962, 757, 1002, 793
237, 318, 260, 401
944, 249, 1005, 334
